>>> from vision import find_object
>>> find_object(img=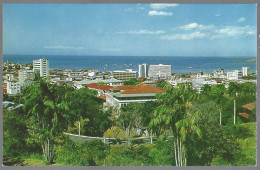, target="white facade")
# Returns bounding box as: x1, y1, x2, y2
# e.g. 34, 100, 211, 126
213, 69, 224, 78
112, 69, 137, 81
149, 64, 172, 80
6, 81, 20, 95
4, 74, 15, 81
33, 58, 49, 77
19, 70, 35, 87
138, 63, 148, 78
242, 67, 250, 76
226, 70, 243, 80
105, 93, 158, 110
